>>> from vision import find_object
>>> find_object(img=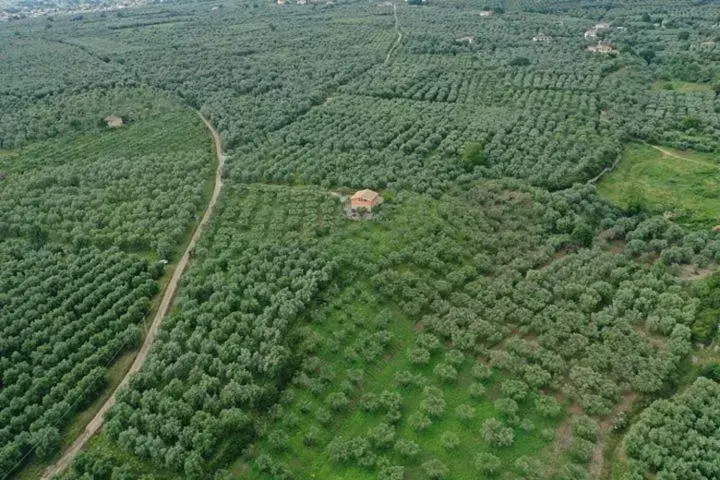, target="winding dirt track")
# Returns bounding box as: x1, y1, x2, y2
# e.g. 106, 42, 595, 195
650, 144, 688, 160
40, 112, 224, 480
650, 144, 715, 168
589, 144, 713, 185
384, 3, 402, 65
